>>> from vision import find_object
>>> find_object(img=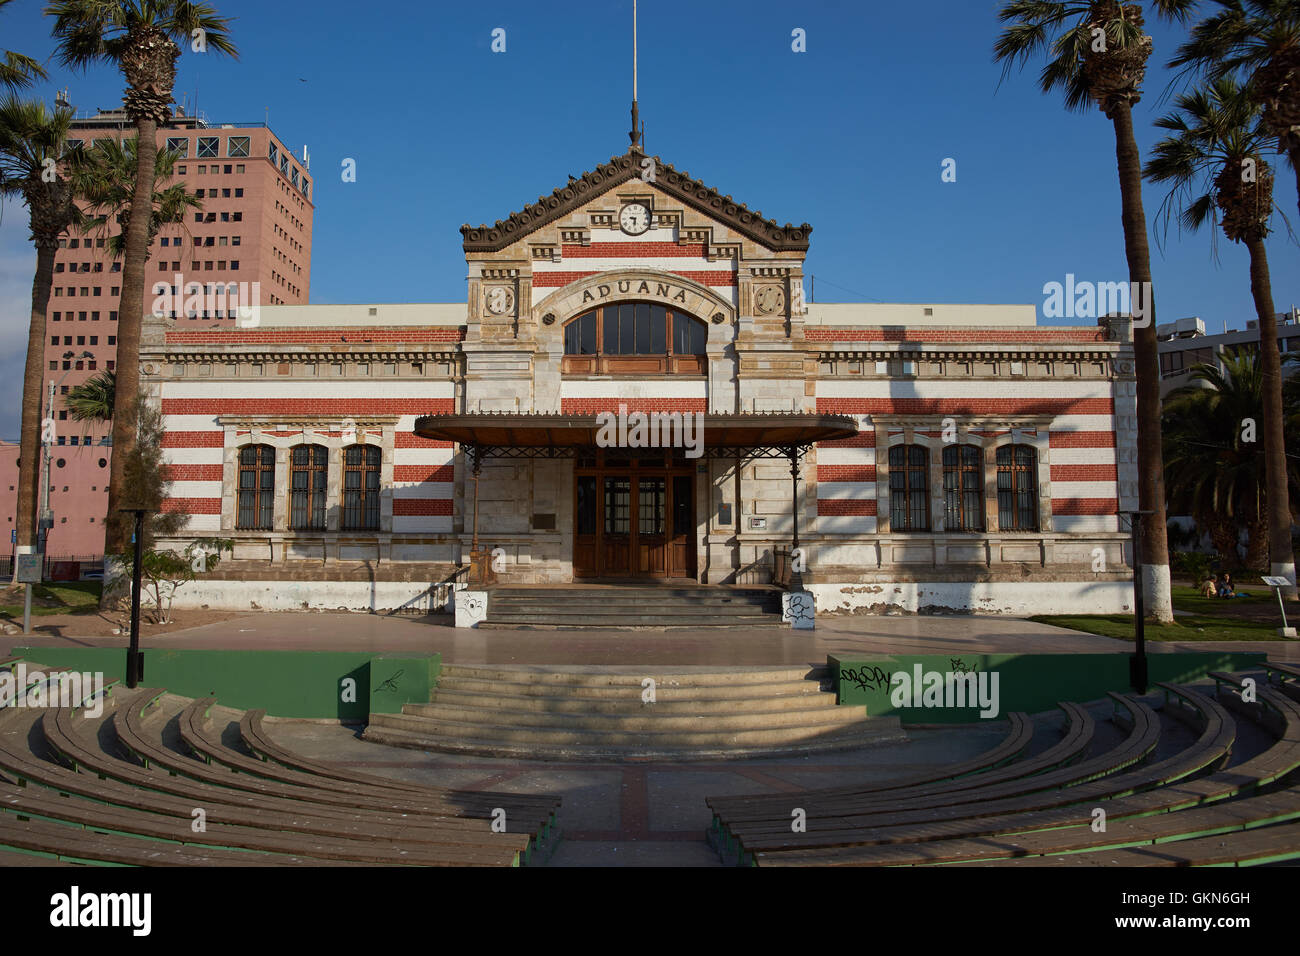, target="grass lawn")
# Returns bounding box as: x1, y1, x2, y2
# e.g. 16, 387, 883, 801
1030, 586, 1296, 642
0, 581, 103, 619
